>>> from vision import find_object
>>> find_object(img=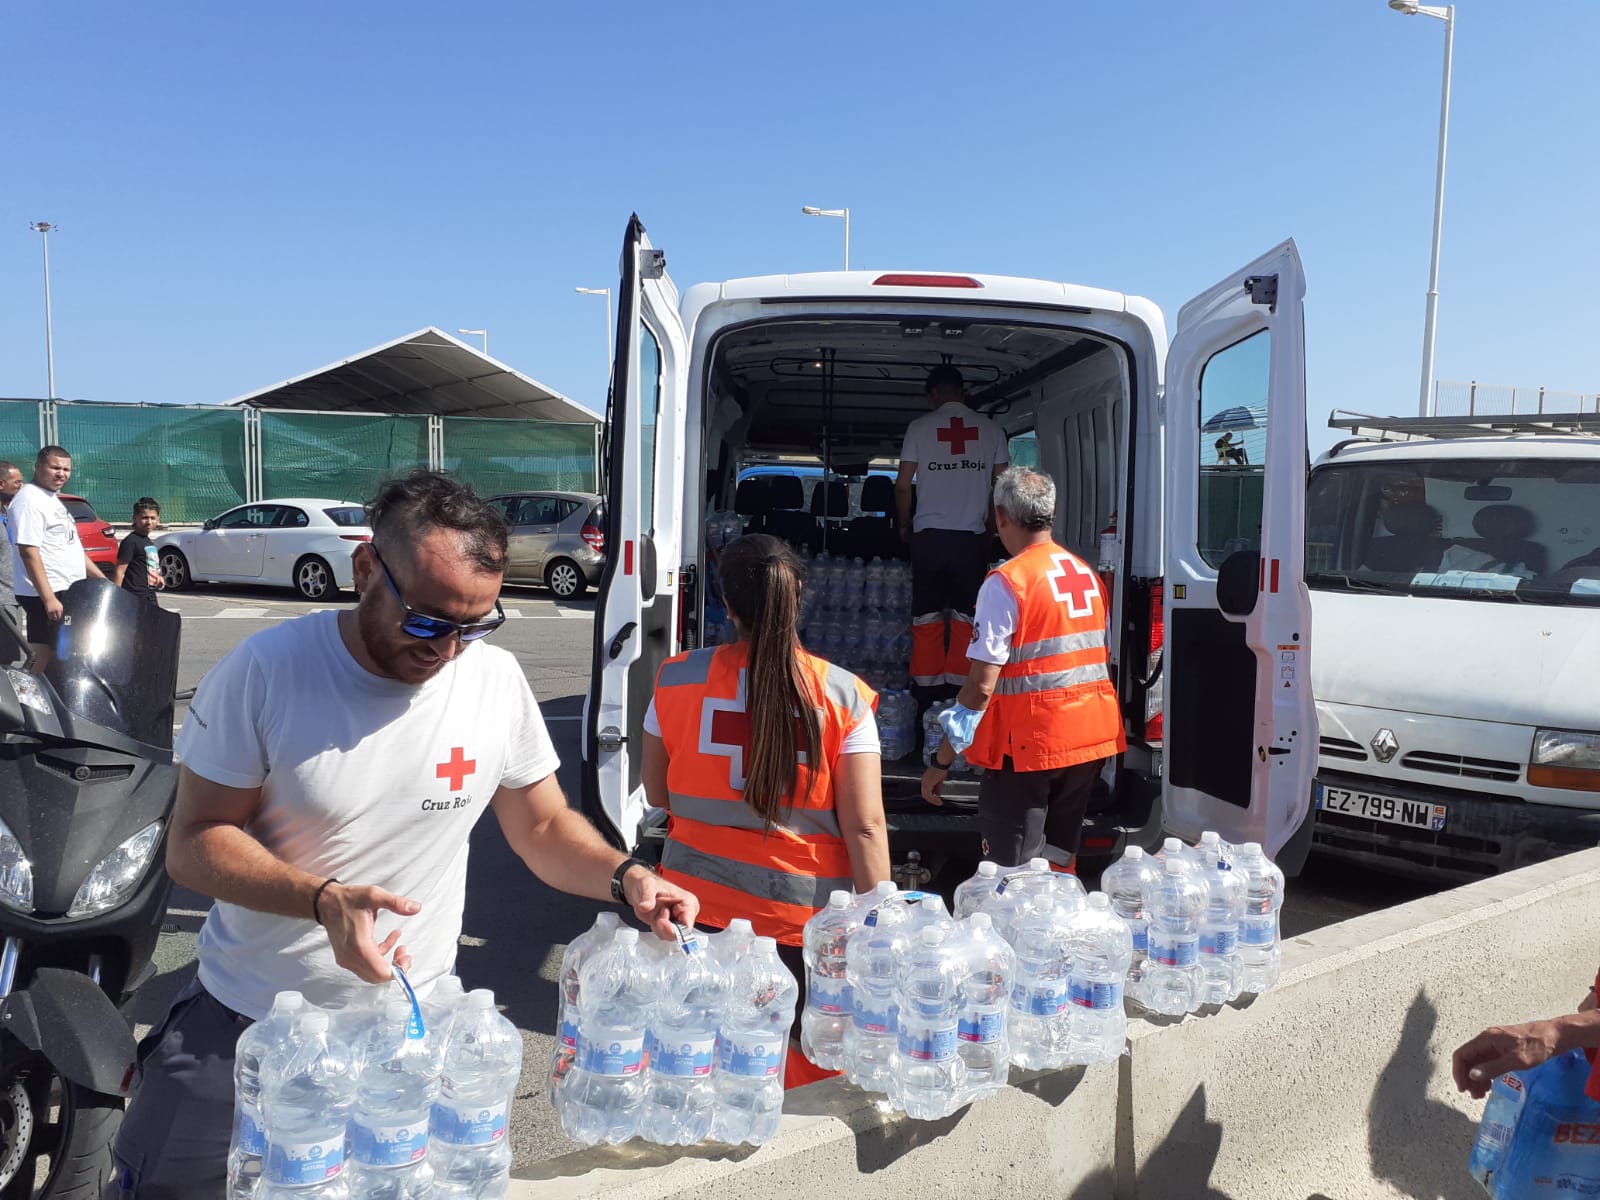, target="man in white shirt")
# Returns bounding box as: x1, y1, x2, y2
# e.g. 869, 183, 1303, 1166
114, 471, 699, 1198
0, 461, 25, 654
10, 444, 106, 671
894, 365, 1008, 701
